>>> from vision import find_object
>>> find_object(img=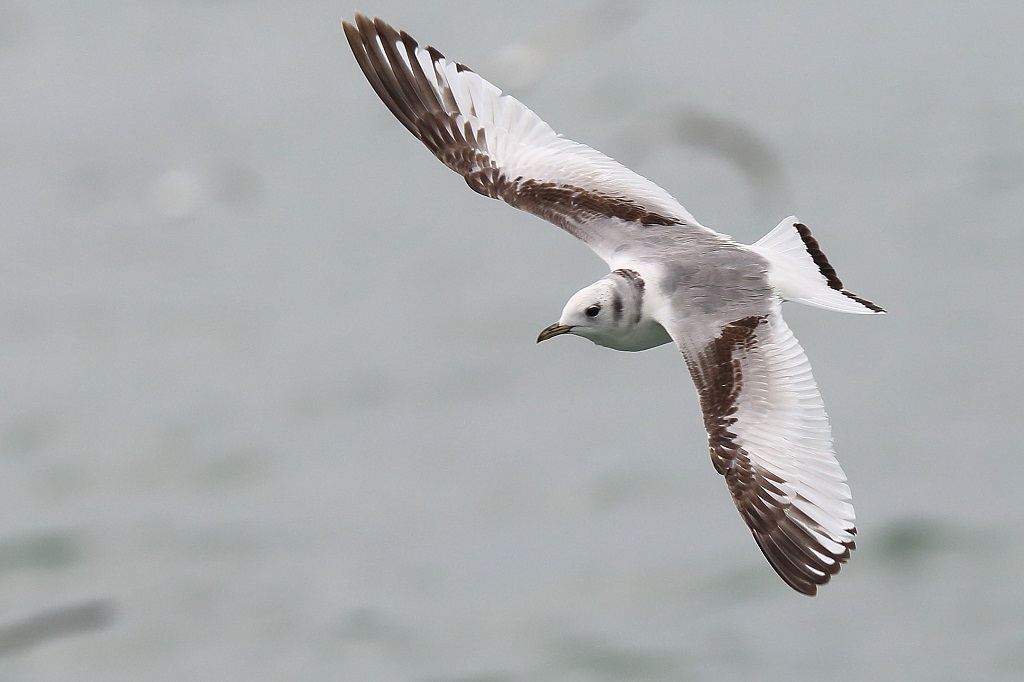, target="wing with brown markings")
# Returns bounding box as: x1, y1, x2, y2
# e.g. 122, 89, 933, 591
669, 306, 856, 595
343, 14, 716, 263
